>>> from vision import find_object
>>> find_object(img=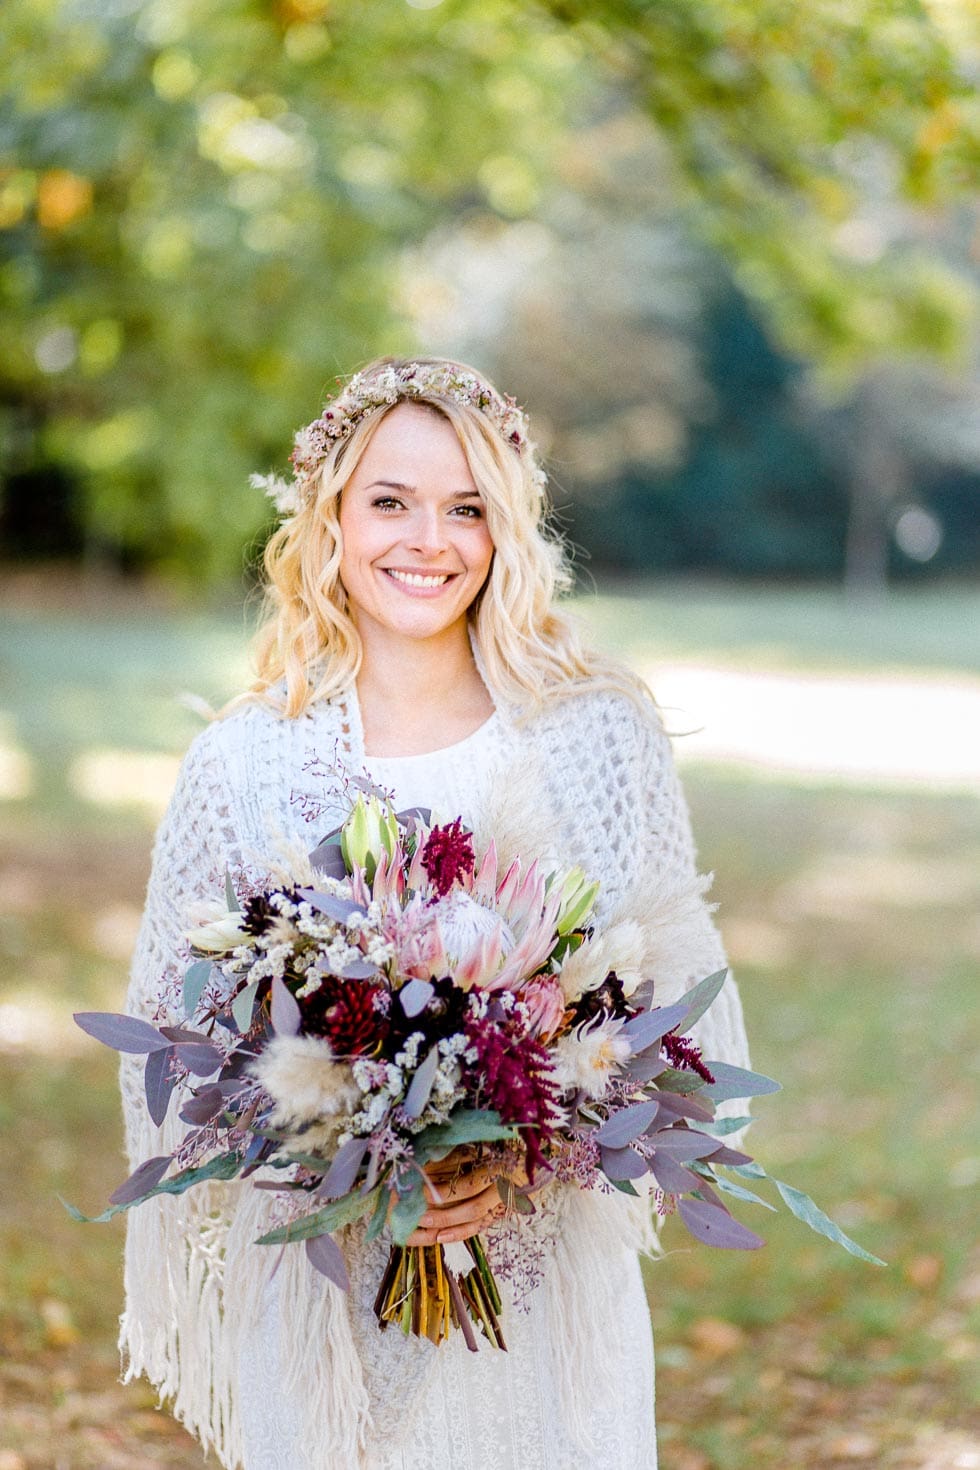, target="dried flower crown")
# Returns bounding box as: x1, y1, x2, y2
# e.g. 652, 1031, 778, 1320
252, 359, 545, 516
